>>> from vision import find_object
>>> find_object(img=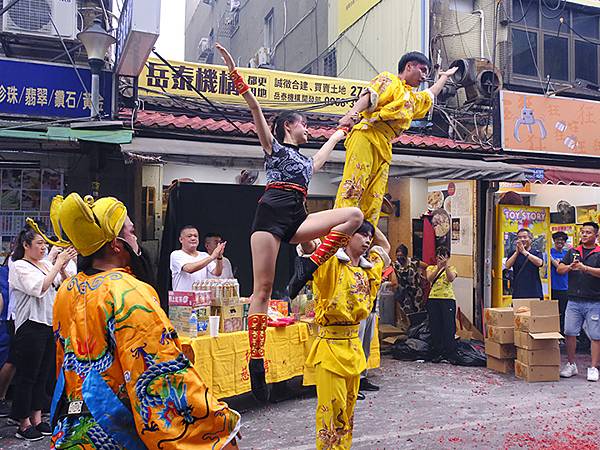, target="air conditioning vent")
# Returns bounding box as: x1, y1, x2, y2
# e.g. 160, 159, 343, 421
2, 0, 78, 39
